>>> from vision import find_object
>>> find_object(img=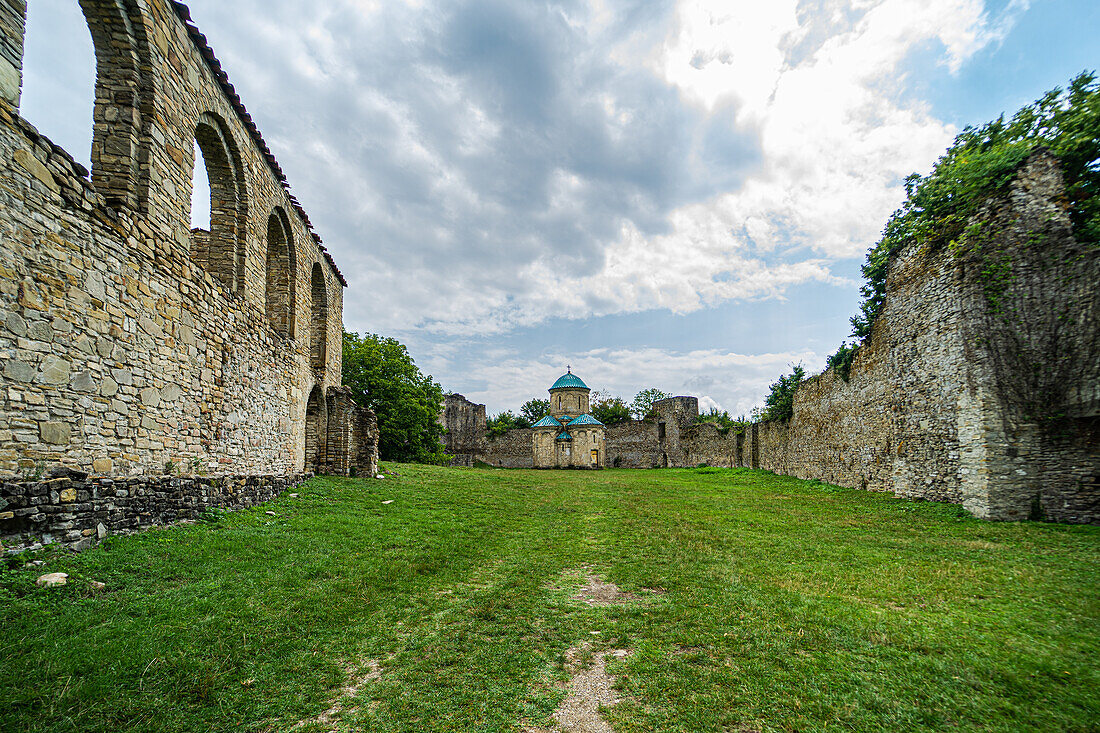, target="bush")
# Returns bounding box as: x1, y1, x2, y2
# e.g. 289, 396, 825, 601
591, 391, 632, 425
850, 72, 1099, 340
630, 388, 672, 420
826, 341, 859, 382
752, 364, 806, 423
486, 411, 520, 437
